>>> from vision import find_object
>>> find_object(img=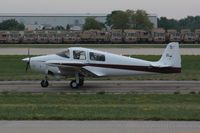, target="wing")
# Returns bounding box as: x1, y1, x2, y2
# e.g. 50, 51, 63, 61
81, 66, 105, 77
45, 60, 101, 77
